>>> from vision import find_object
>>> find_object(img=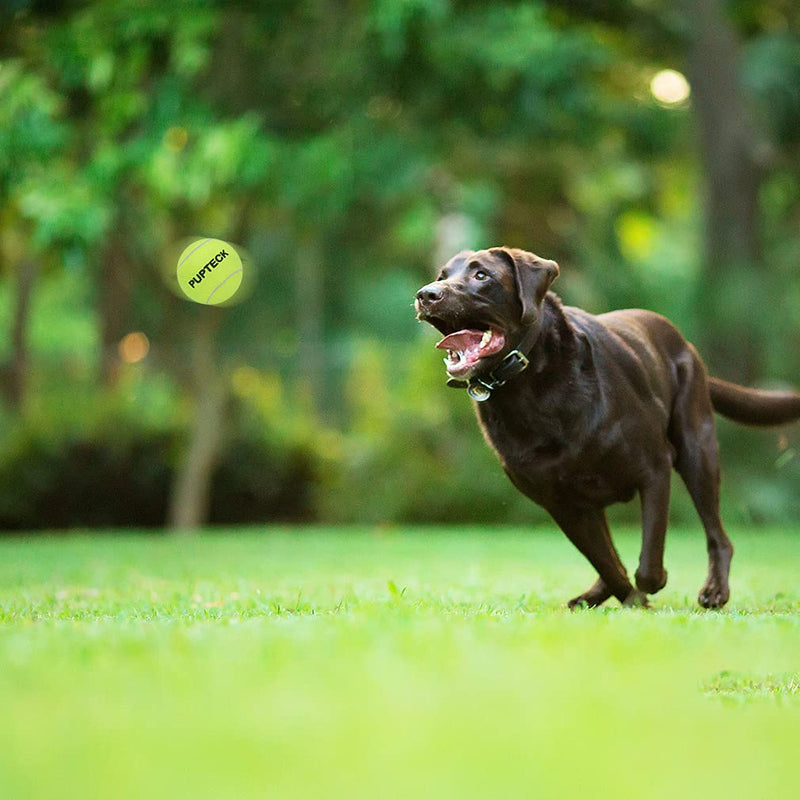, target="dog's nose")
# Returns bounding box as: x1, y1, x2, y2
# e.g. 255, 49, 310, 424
416, 284, 443, 304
